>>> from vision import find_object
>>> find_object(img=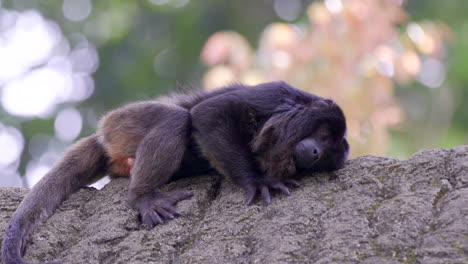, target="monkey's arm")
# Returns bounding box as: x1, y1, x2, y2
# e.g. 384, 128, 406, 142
125, 105, 193, 229
191, 91, 293, 205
